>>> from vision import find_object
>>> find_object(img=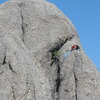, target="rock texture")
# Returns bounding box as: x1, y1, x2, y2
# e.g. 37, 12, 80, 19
0, 0, 100, 100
